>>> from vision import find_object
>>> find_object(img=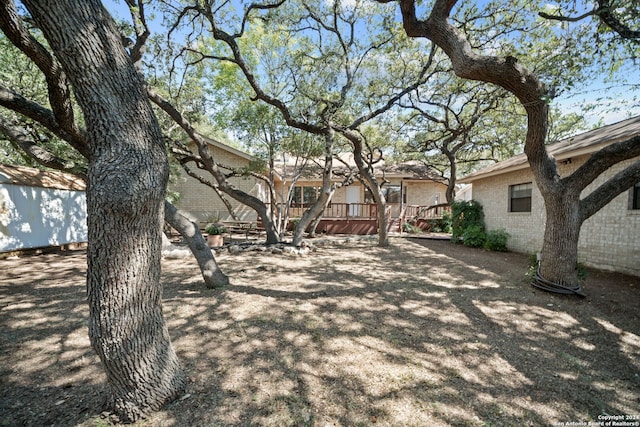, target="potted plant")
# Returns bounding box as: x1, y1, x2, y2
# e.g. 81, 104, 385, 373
205, 222, 227, 247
